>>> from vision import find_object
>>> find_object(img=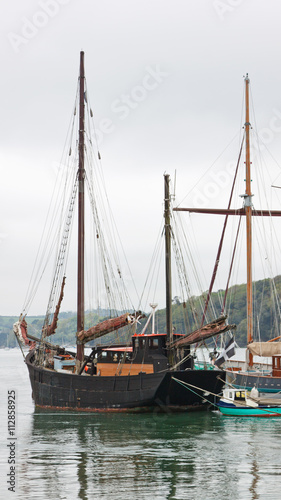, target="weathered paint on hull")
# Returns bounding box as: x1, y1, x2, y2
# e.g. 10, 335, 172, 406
226, 369, 281, 393
25, 351, 225, 412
